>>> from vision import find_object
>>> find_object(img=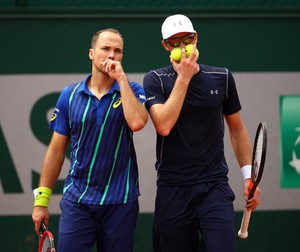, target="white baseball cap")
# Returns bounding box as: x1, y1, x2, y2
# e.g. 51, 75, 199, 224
161, 14, 196, 40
